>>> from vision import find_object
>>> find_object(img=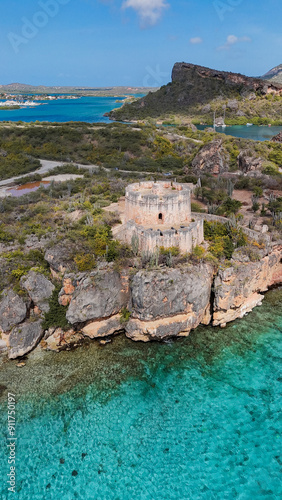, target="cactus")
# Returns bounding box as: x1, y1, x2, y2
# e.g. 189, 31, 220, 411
131, 234, 139, 256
